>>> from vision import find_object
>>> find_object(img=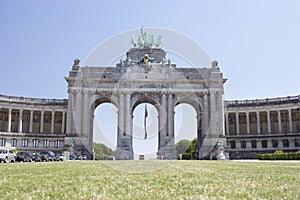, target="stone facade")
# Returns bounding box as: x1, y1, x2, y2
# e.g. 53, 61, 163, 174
0, 94, 67, 153
1, 46, 298, 159
64, 48, 225, 160
224, 96, 300, 159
